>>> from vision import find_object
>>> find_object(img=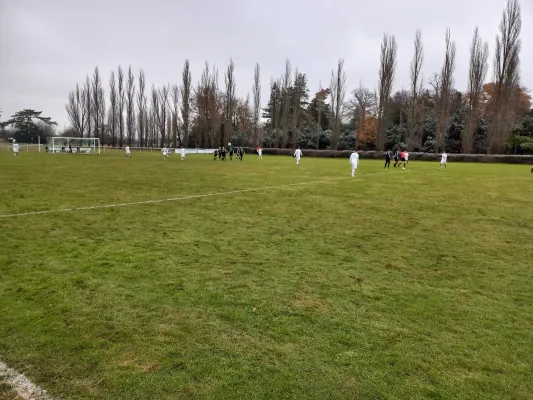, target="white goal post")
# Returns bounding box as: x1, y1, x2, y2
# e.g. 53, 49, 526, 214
47, 137, 101, 154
